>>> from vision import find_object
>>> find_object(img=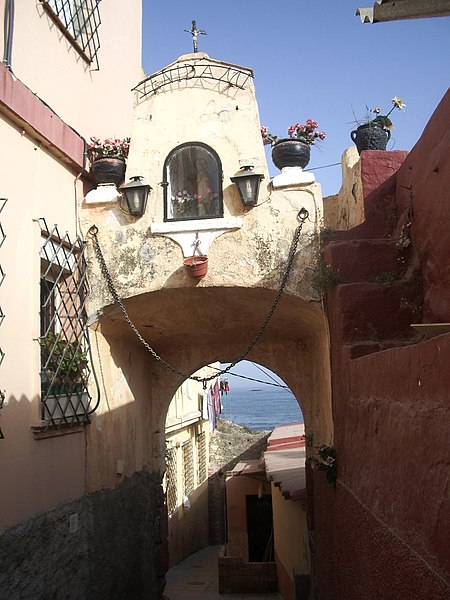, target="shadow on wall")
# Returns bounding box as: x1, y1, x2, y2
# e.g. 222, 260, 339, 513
208, 423, 271, 546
